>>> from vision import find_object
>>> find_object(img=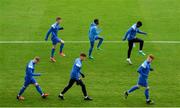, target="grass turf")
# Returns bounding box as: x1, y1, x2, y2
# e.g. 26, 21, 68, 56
0, 0, 180, 107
